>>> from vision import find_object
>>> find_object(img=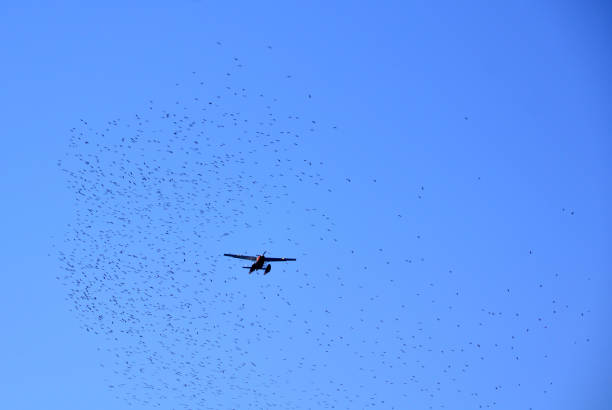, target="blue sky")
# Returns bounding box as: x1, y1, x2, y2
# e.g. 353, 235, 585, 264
1, 2, 610, 409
